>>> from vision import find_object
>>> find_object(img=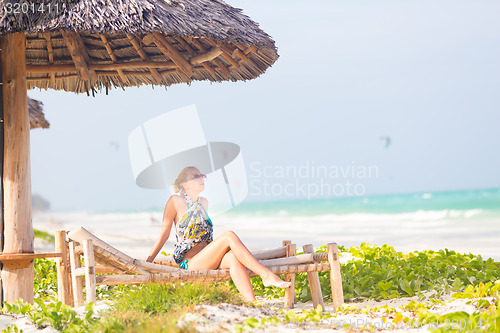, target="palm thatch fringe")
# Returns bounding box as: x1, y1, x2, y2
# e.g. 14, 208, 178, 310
28, 97, 50, 129
1, 0, 278, 93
